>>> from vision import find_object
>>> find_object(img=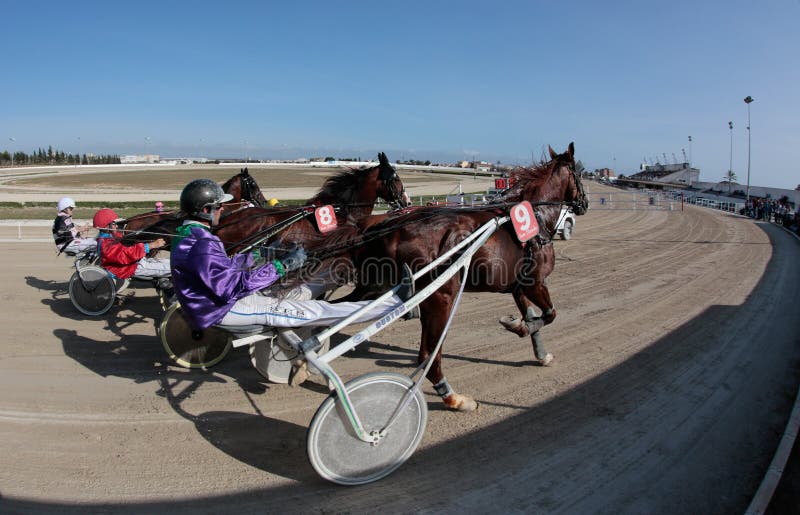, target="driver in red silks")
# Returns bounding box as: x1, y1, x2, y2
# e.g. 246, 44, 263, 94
169, 179, 417, 333
93, 208, 171, 280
